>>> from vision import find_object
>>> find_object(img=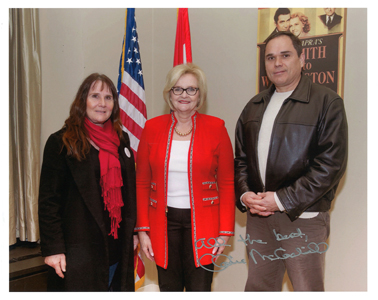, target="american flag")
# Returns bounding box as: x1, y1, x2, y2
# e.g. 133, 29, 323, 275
174, 8, 192, 66
117, 8, 147, 160
117, 8, 145, 290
